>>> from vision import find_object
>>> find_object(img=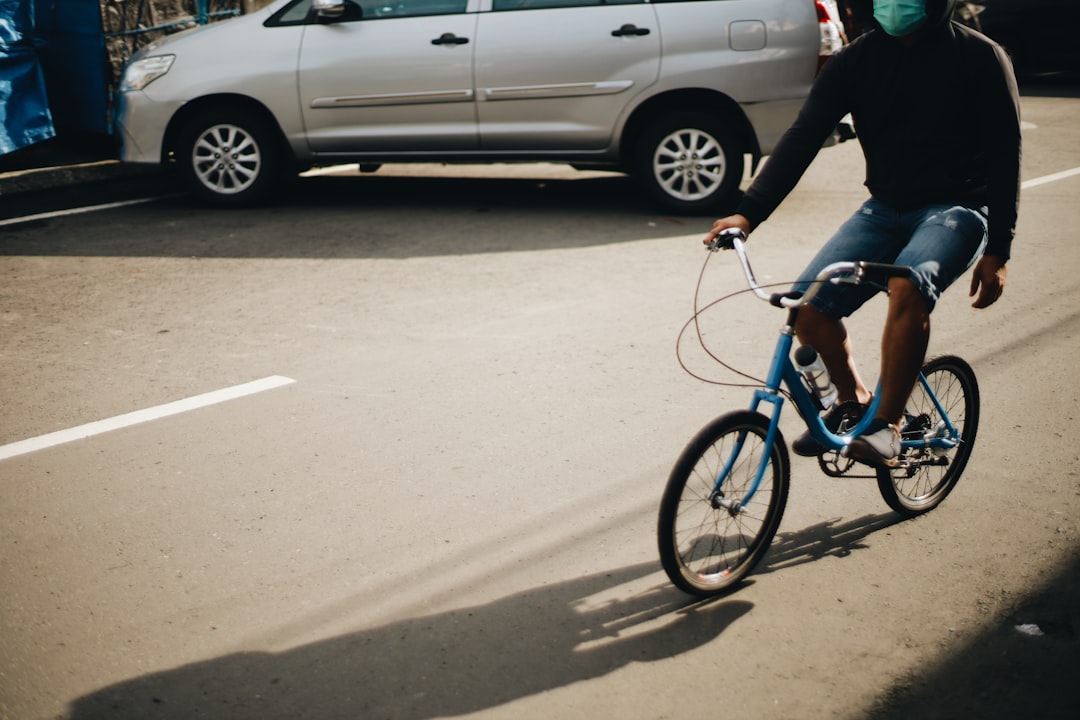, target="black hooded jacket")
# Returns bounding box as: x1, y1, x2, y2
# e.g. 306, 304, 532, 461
736, 0, 1021, 259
